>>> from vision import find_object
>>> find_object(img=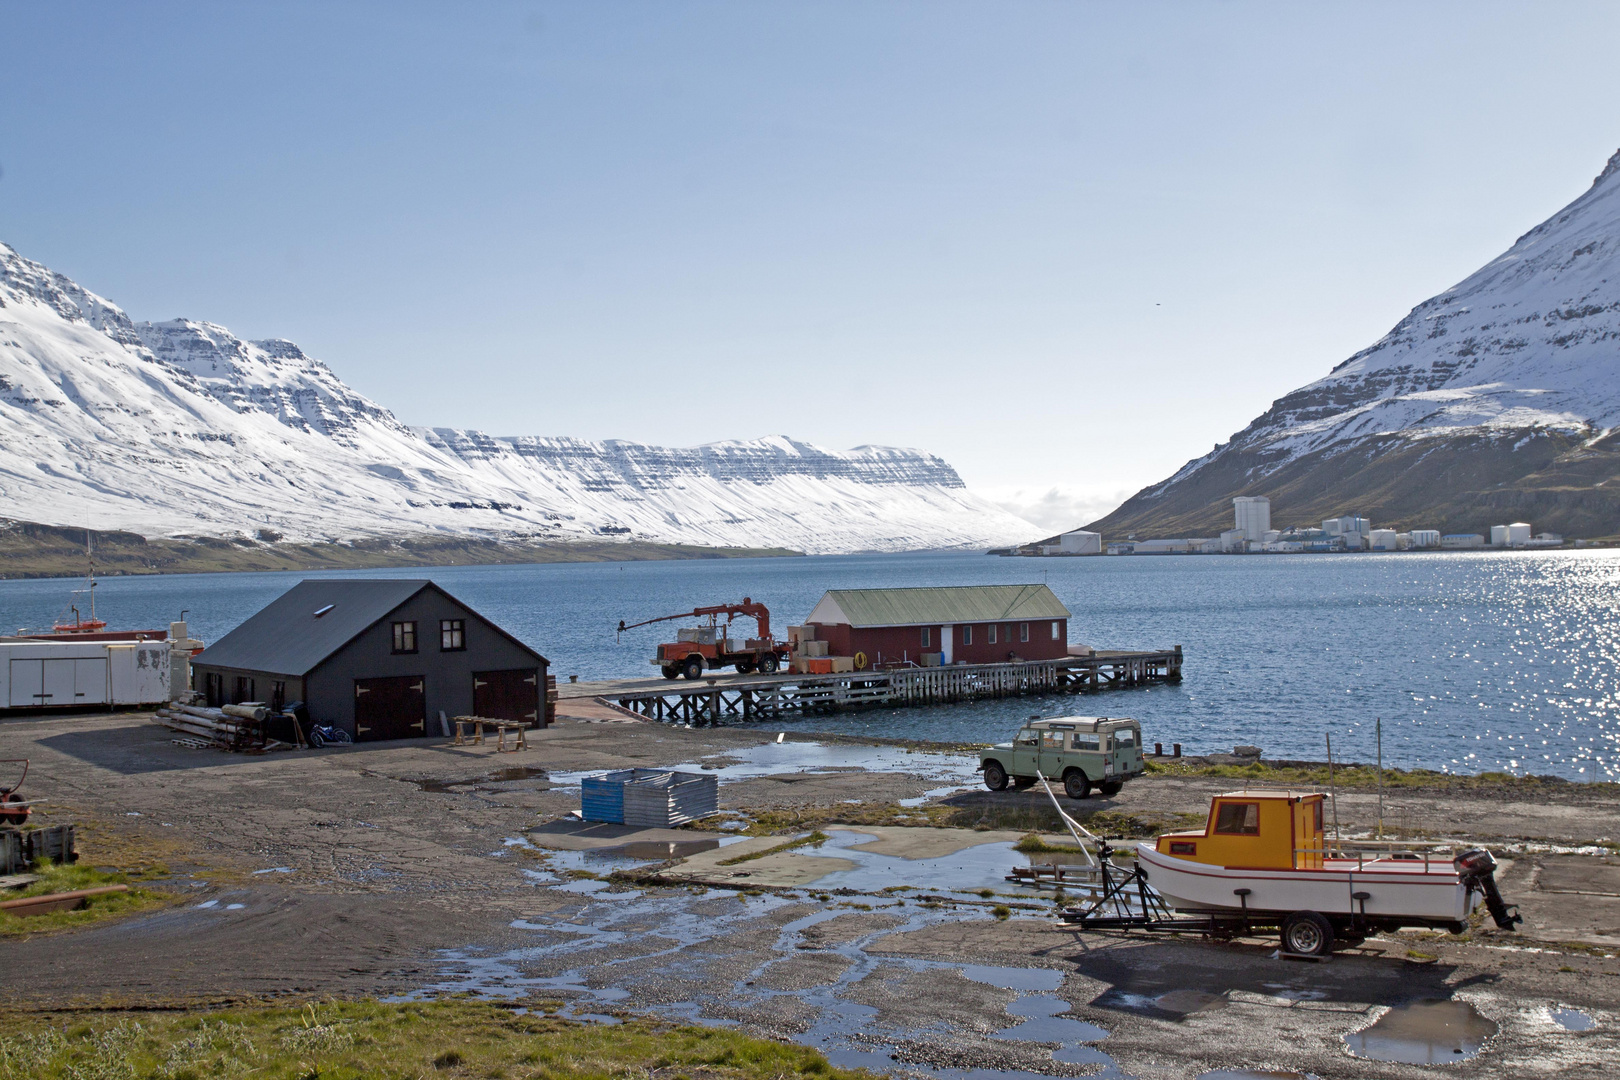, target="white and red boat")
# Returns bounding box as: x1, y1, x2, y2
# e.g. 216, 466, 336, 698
1063, 788, 1519, 956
